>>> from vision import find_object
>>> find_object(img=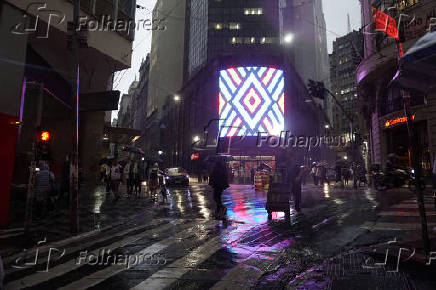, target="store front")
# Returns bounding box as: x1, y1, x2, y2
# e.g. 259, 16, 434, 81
382, 116, 432, 175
